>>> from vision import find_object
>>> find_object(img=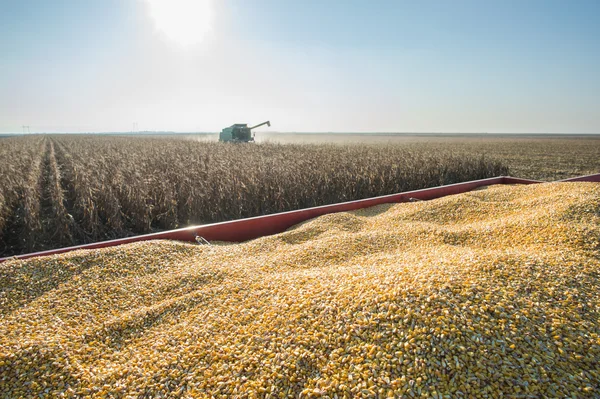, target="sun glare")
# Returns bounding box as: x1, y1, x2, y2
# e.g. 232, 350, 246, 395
145, 0, 213, 46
